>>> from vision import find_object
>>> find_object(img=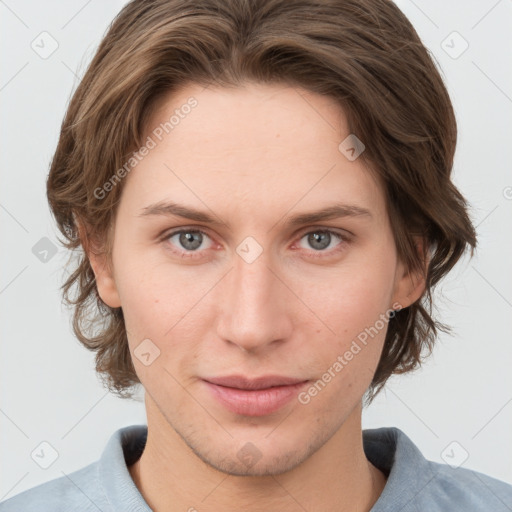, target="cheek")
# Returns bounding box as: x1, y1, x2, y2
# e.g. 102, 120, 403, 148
114, 270, 197, 388
114, 274, 167, 335
298, 262, 393, 386
299, 291, 389, 410
113, 245, 197, 325
312, 260, 395, 337
113, 258, 214, 366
